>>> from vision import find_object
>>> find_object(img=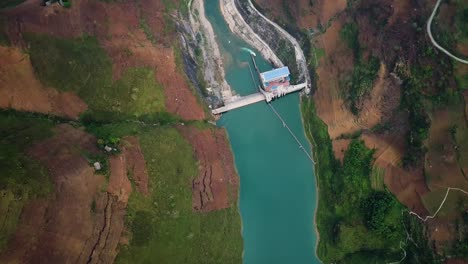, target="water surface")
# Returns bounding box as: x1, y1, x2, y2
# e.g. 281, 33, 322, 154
205, 2, 320, 263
